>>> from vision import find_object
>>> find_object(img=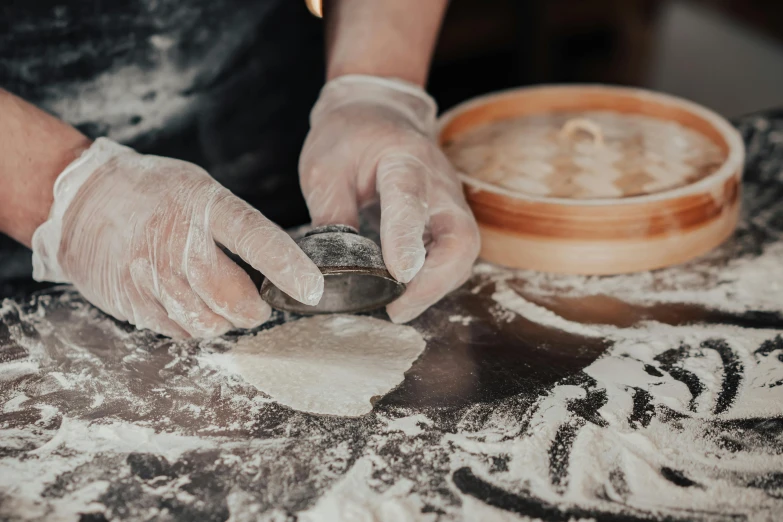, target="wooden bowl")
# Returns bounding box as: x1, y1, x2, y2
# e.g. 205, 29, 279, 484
437, 85, 745, 275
